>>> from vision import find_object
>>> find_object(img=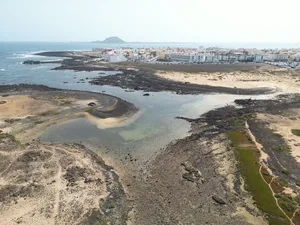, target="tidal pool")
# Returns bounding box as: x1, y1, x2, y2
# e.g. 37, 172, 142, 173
40, 91, 272, 164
